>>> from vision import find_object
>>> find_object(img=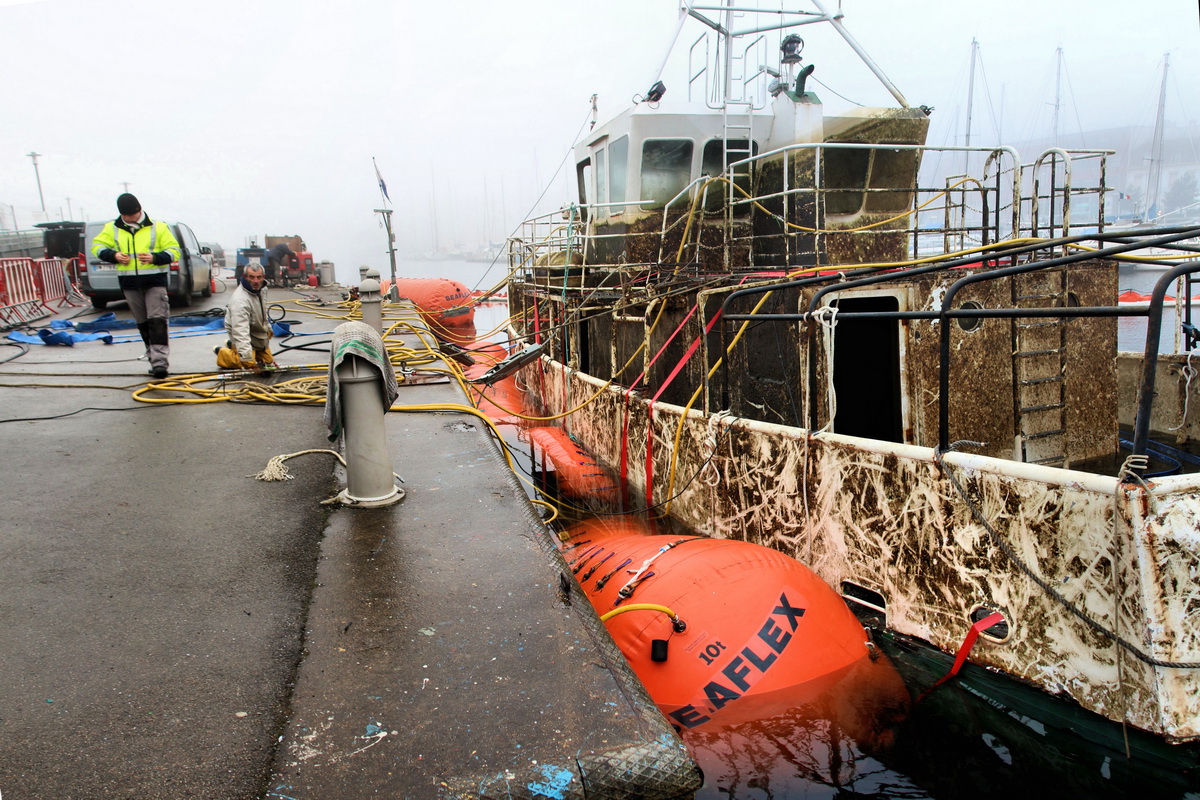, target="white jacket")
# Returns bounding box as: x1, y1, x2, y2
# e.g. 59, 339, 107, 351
225, 283, 271, 359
